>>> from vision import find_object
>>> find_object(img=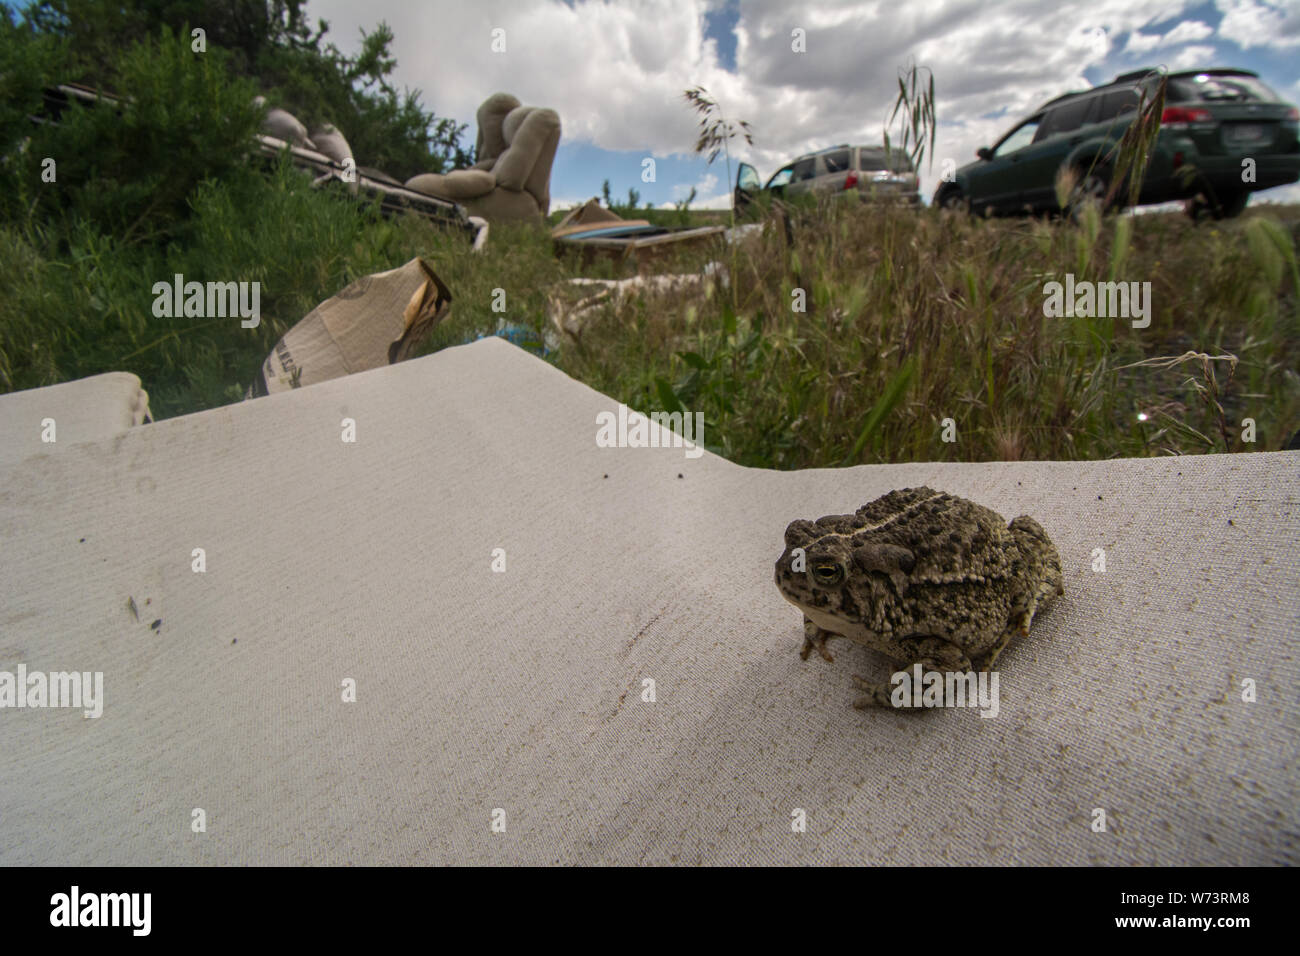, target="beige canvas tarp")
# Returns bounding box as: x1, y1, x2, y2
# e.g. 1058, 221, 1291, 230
0, 338, 1295, 865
